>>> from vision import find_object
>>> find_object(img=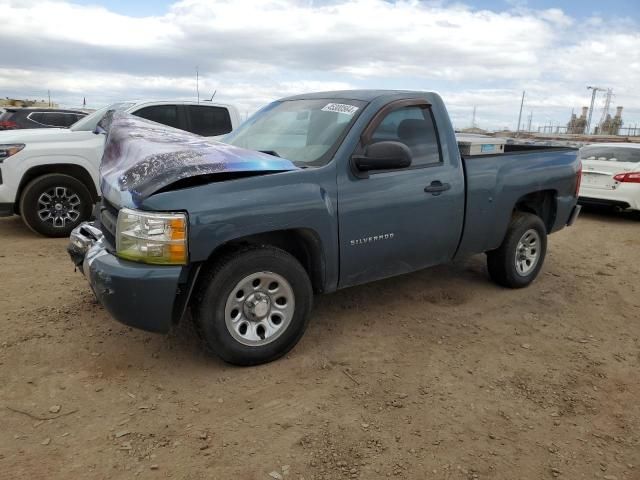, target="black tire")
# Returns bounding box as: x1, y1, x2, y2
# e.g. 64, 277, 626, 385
19, 173, 93, 237
194, 246, 313, 366
486, 212, 547, 288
